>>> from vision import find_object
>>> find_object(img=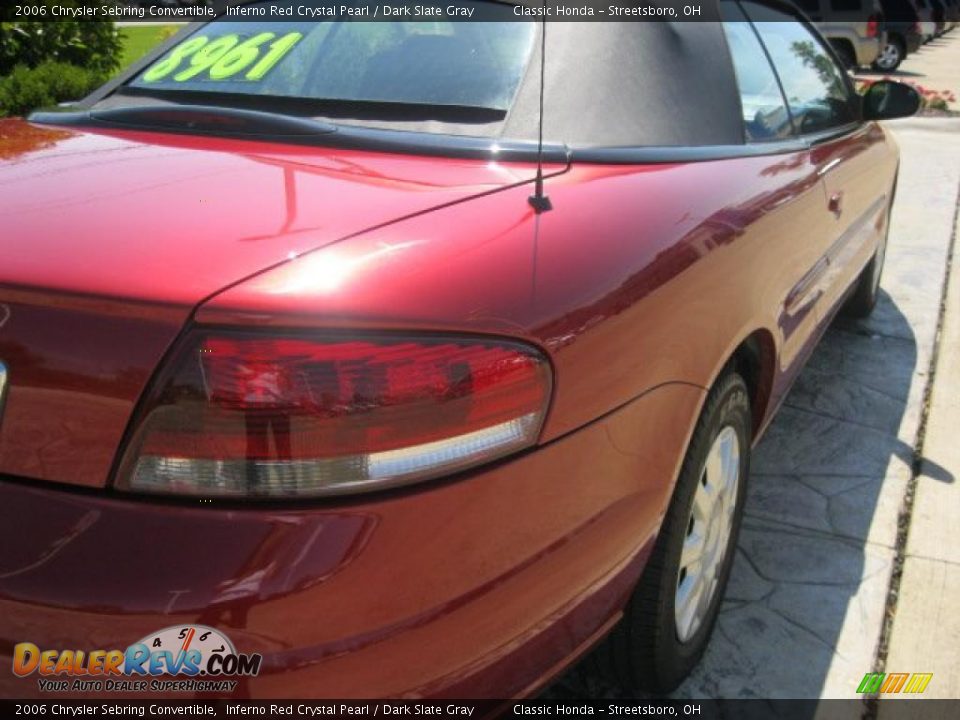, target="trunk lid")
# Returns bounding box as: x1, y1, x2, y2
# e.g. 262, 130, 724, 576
0, 118, 538, 487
